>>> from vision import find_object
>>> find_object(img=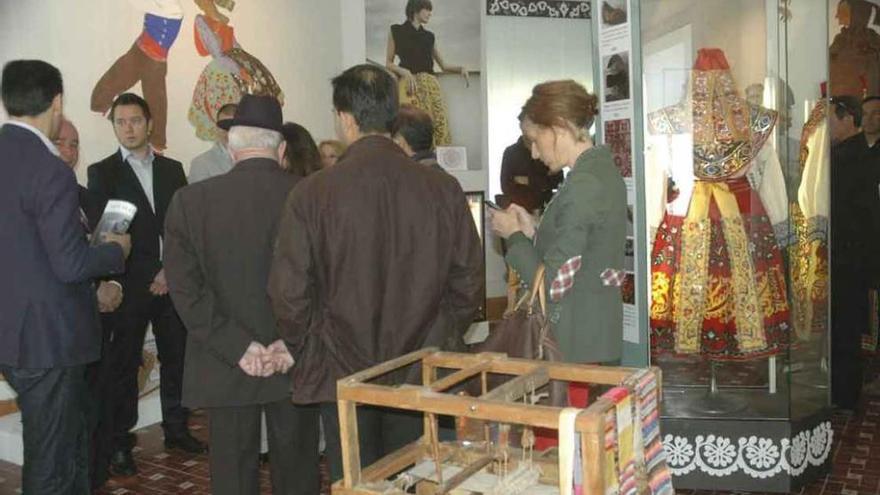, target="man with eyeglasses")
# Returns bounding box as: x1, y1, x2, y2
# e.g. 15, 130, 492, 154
87, 93, 204, 480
